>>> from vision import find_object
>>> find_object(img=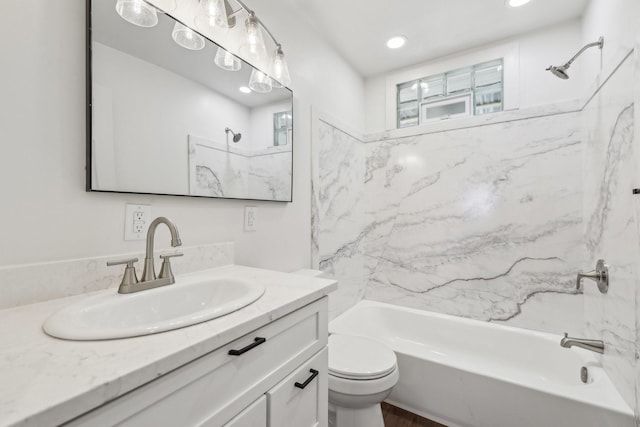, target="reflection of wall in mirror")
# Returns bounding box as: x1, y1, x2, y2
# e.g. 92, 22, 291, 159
249, 101, 291, 150
92, 42, 250, 195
